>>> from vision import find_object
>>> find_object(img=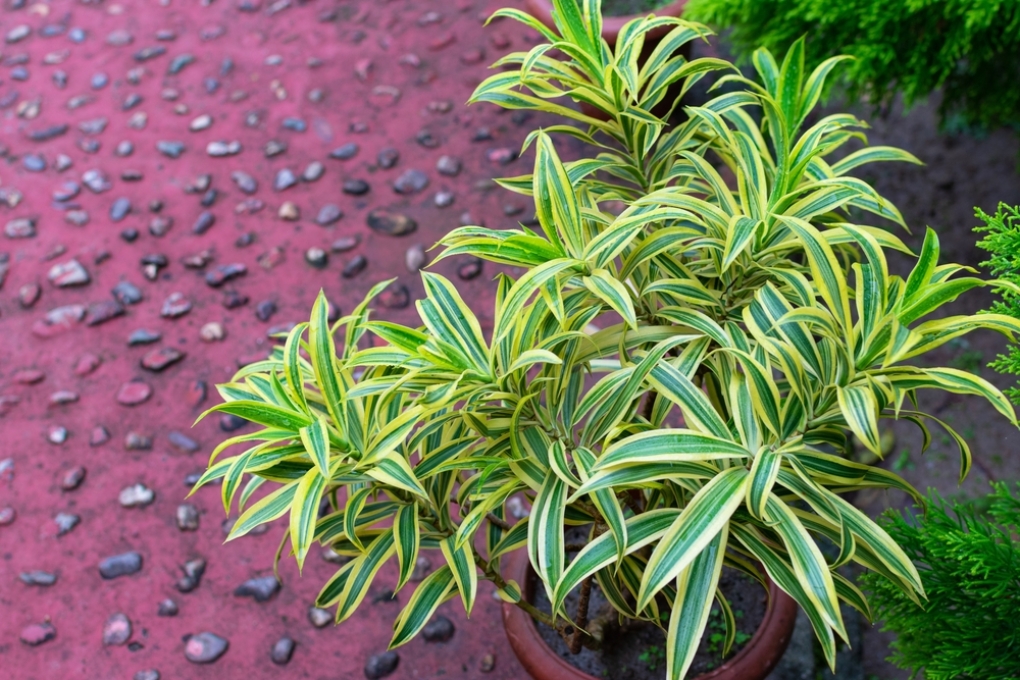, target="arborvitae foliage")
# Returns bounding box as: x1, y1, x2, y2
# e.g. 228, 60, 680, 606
861, 484, 1020, 680
683, 0, 1020, 131
976, 204, 1020, 404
